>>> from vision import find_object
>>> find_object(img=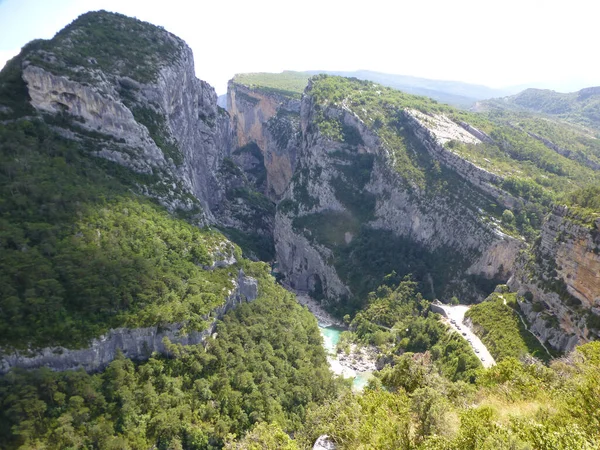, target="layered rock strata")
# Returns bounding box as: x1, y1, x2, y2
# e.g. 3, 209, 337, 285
509, 207, 600, 351
0, 271, 258, 373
